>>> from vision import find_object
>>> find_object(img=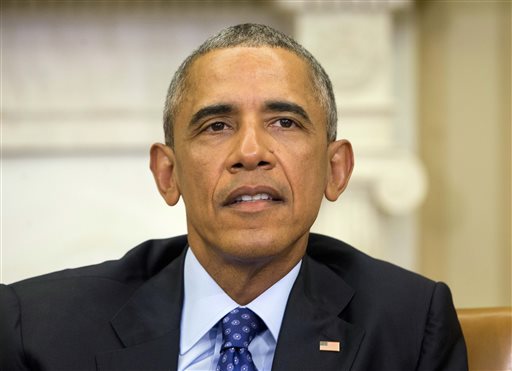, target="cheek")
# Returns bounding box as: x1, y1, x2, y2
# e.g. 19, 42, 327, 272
297, 141, 328, 175
283, 144, 329, 199
176, 149, 223, 204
